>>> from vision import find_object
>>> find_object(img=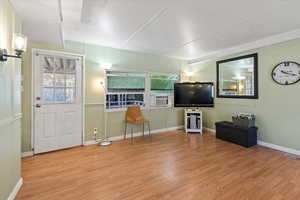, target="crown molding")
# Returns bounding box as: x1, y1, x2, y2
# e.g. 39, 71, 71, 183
188, 28, 300, 65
